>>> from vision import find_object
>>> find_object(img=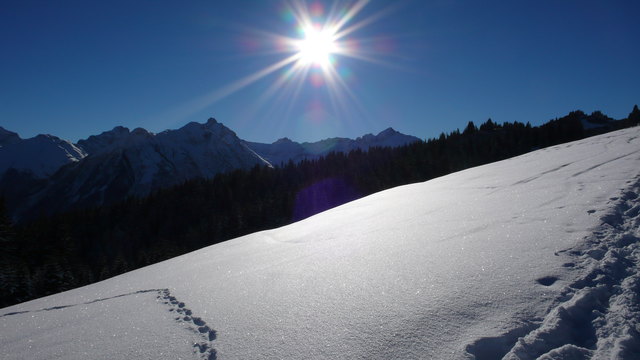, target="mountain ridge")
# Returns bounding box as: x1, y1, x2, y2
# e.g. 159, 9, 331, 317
0, 118, 420, 220
243, 126, 420, 166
